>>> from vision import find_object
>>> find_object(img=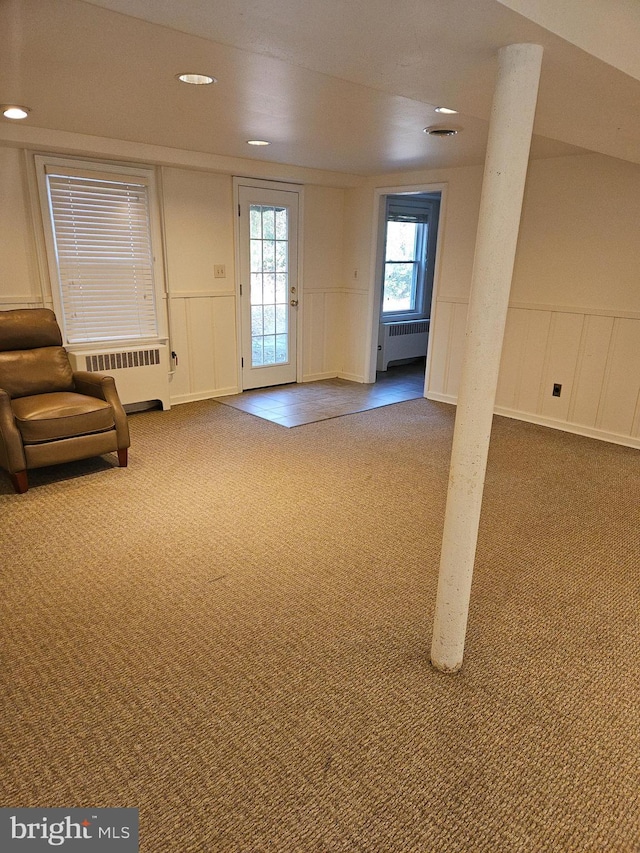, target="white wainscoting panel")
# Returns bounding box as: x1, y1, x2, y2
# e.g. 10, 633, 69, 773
428, 298, 468, 398
538, 311, 584, 421
340, 289, 370, 382
569, 314, 614, 428
596, 318, 640, 438
511, 309, 551, 414
428, 297, 640, 448
168, 293, 238, 404
302, 289, 342, 382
